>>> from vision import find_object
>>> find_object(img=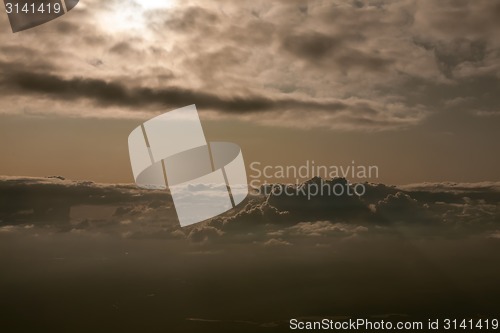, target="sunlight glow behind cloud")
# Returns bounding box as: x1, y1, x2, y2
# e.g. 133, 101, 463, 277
137, 0, 176, 10
100, 0, 176, 33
